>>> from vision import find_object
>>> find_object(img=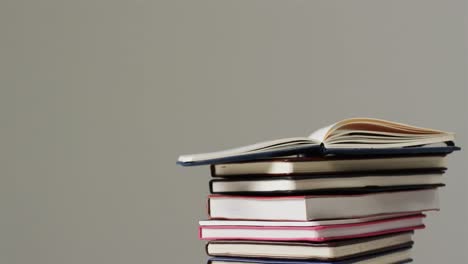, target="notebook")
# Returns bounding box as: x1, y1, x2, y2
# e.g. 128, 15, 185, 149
201, 212, 418, 227
208, 189, 439, 221
209, 170, 444, 195
206, 232, 414, 260
199, 214, 424, 242
177, 118, 458, 166
210, 155, 447, 177
207, 246, 413, 264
